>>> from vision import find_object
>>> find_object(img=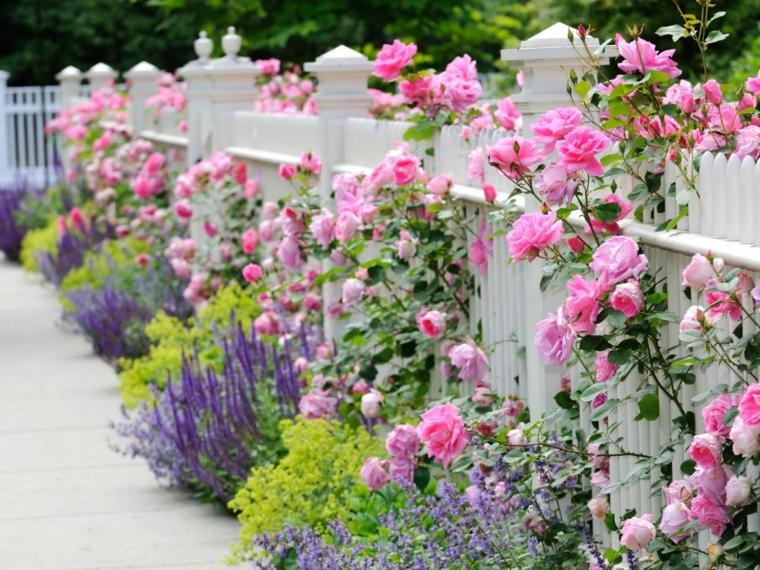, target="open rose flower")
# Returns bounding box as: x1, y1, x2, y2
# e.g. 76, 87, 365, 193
373, 40, 417, 81
448, 340, 489, 383
488, 136, 544, 180
506, 211, 563, 262
417, 308, 447, 339
360, 457, 390, 490
738, 384, 760, 426
620, 514, 656, 551
556, 126, 609, 175
417, 403, 468, 468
